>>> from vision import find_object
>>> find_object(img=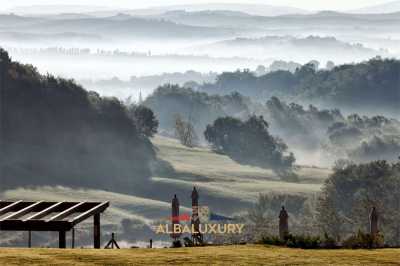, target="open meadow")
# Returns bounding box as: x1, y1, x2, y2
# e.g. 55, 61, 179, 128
0, 136, 331, 247
1, 136, 330, 229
